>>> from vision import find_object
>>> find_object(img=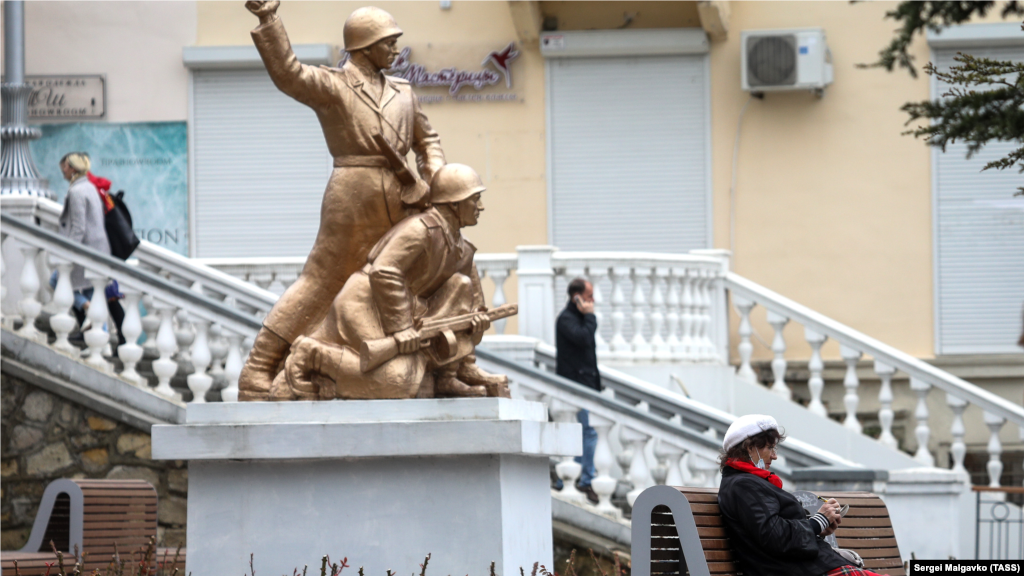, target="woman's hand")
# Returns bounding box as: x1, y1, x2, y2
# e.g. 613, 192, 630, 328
817, 498, 842, 536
